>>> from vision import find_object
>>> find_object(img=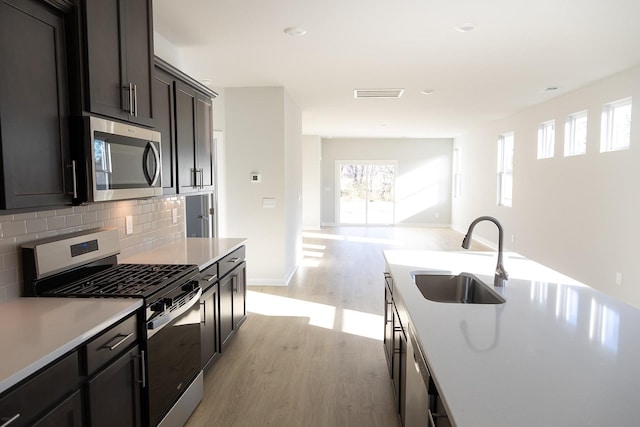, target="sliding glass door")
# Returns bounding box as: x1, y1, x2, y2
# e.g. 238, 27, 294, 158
337, 162, 395, 225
